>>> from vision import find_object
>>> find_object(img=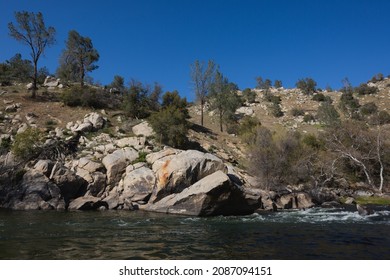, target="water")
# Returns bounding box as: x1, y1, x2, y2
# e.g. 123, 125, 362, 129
0, 207, 389, 259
